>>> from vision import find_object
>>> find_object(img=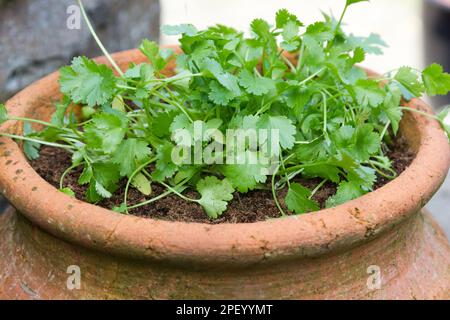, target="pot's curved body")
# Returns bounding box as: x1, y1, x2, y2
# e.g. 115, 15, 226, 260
0, 49, 449, 300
